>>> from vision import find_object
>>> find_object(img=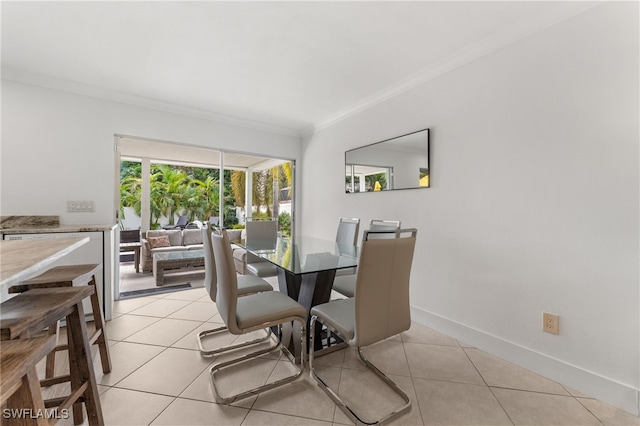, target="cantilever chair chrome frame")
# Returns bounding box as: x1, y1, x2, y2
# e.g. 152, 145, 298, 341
197, 226, 273, 357
209, 228, 308, 404
310, 228, 418, 425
